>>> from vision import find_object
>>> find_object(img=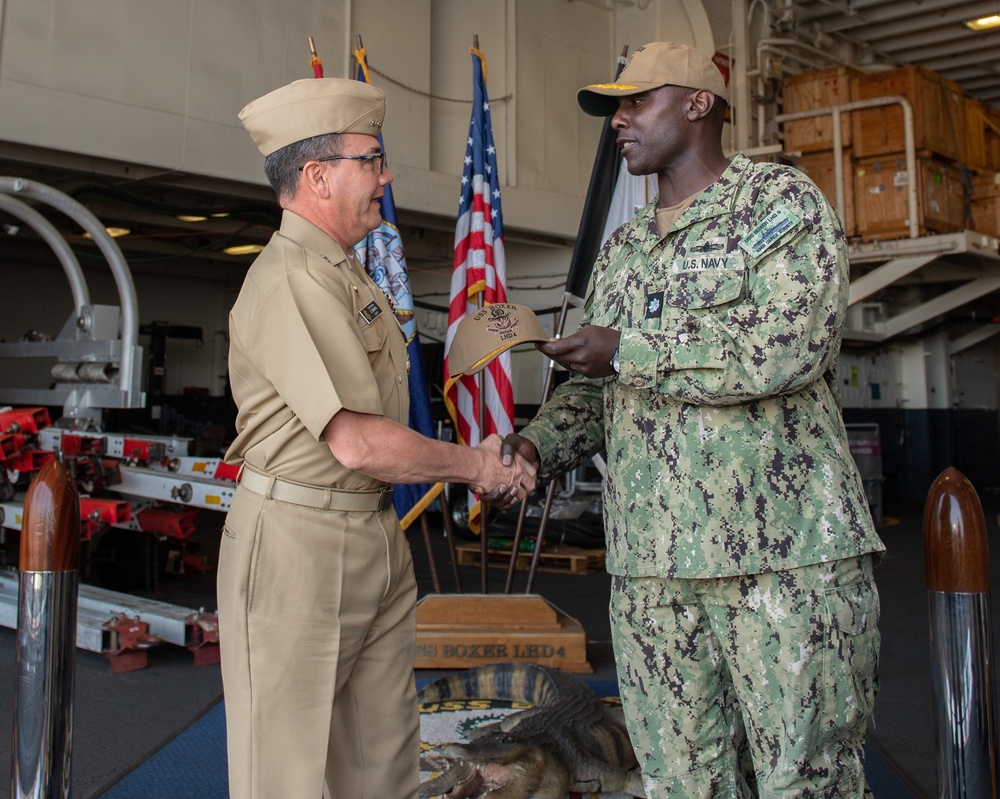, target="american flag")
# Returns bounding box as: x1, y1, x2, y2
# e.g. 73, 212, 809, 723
443, 46, 515, 532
